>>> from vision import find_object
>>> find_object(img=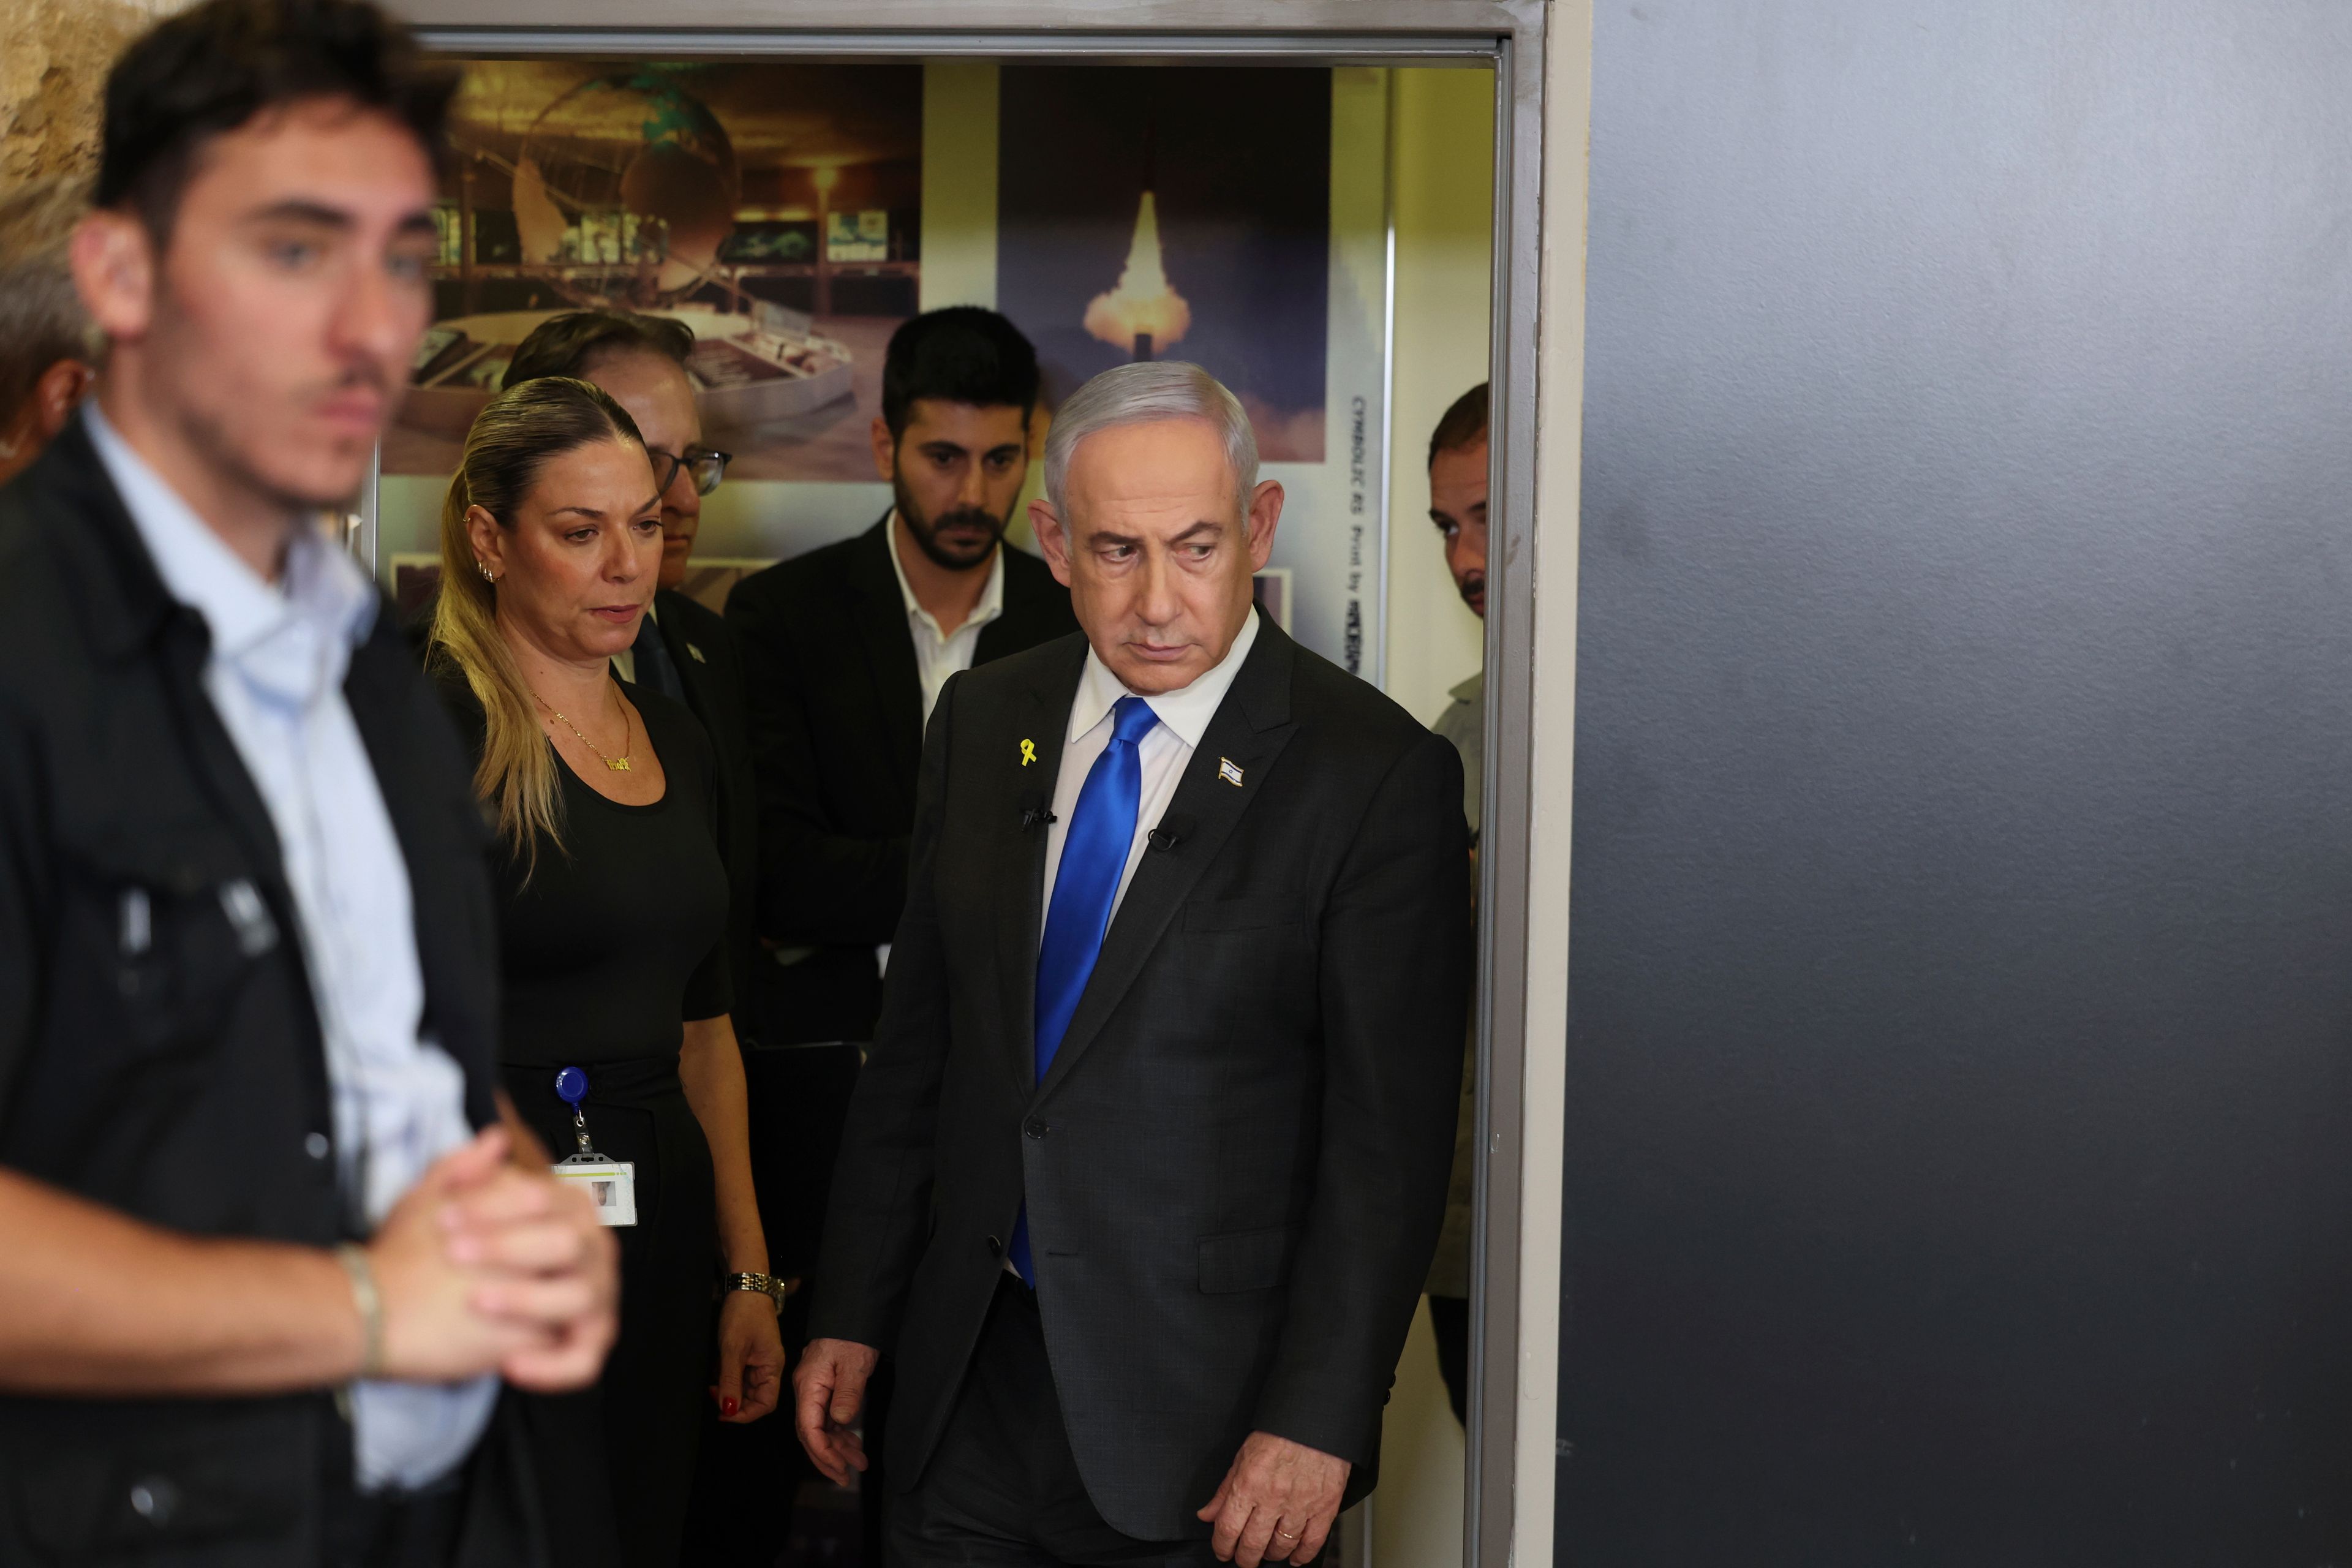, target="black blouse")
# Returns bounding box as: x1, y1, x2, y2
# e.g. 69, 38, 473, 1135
435, 668, 732, 1066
